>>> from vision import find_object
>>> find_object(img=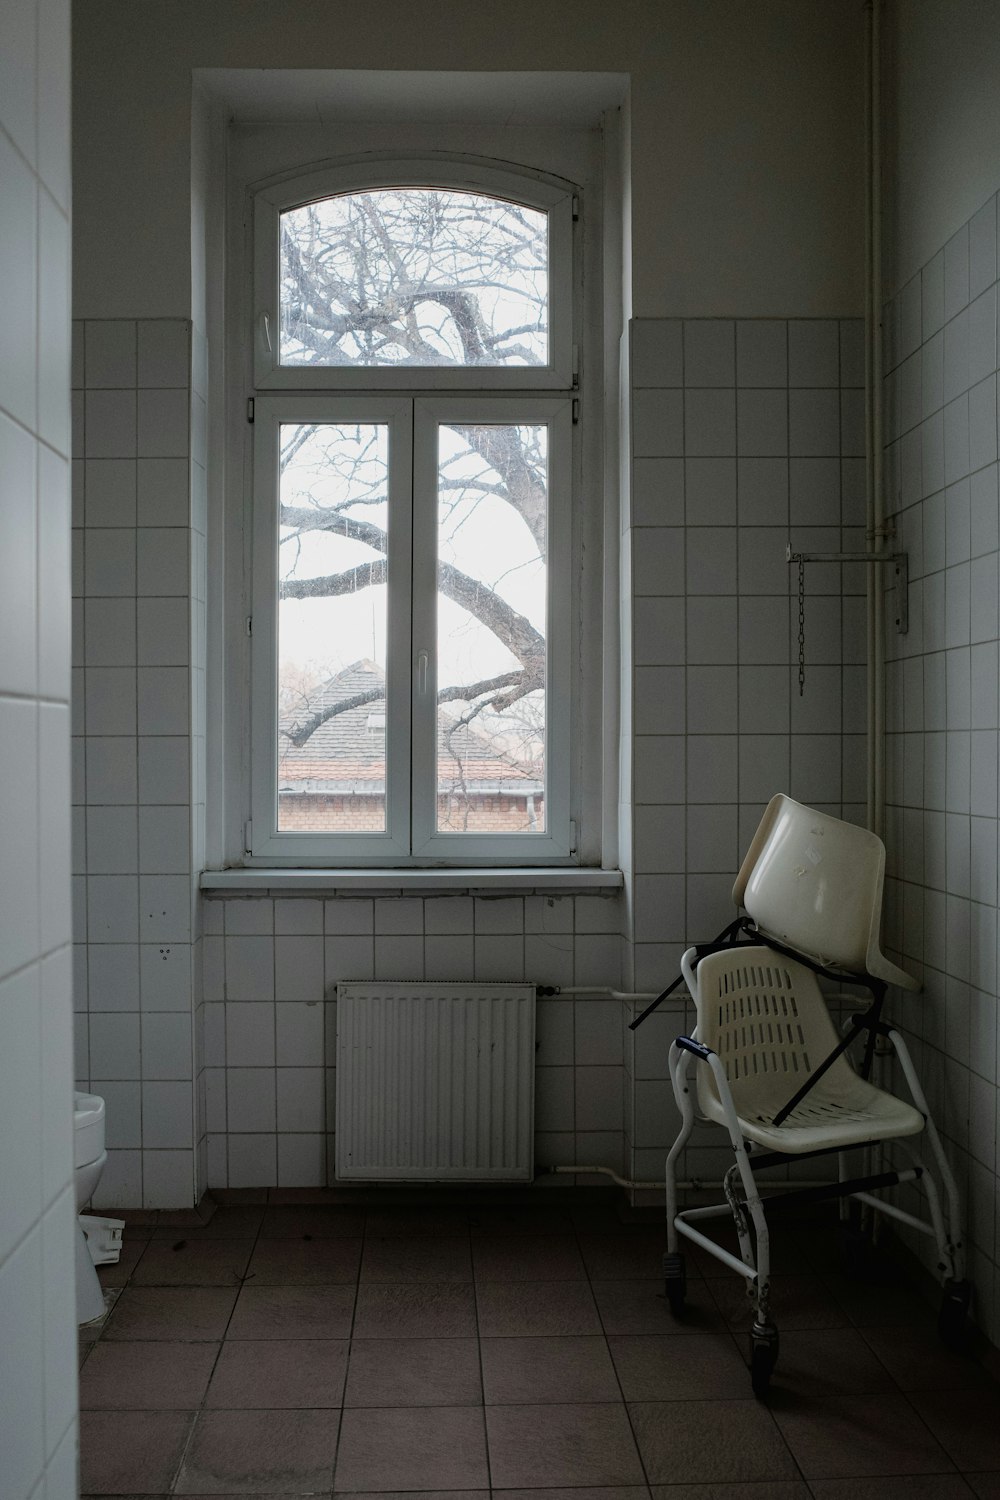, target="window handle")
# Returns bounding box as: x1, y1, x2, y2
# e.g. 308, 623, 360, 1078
261, 312, 272, 353
417, 650, 429, 696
